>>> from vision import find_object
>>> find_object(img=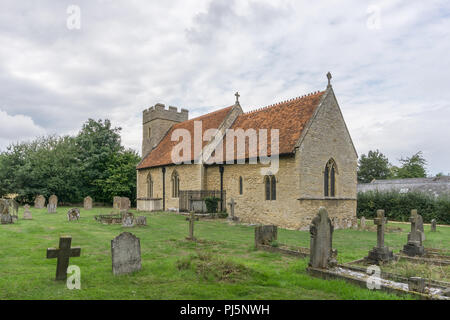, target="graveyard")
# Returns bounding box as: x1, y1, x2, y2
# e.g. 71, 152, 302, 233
0, 205, 448, 300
